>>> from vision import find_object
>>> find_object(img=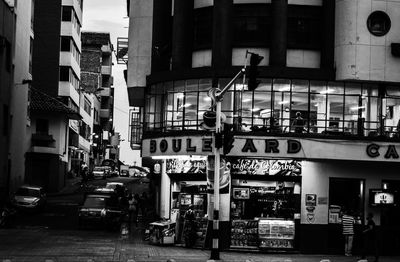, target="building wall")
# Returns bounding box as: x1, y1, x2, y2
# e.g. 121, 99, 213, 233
335, 0, 400, 82
127, 0, 153, 88
9, 0, 34, 192
0, 0, 14, 196
32, 0, 62, 98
